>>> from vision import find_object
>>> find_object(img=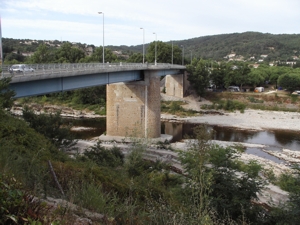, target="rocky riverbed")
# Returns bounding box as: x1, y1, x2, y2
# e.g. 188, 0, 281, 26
11, 94, 300, 207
